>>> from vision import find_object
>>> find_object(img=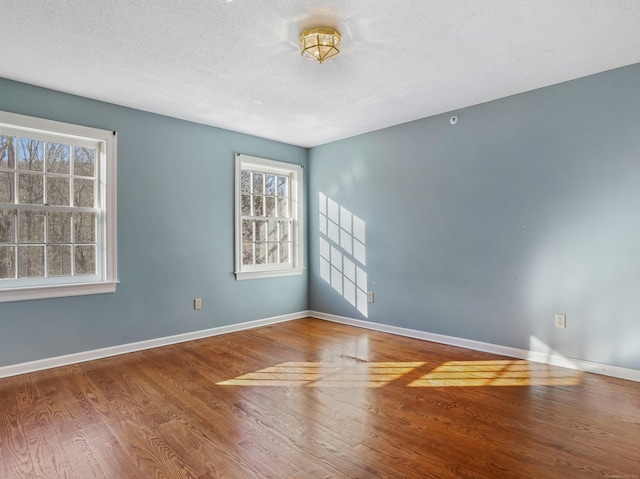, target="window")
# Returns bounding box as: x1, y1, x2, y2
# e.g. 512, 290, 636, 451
234, 154, 303, 280
0, 111, 117, 302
